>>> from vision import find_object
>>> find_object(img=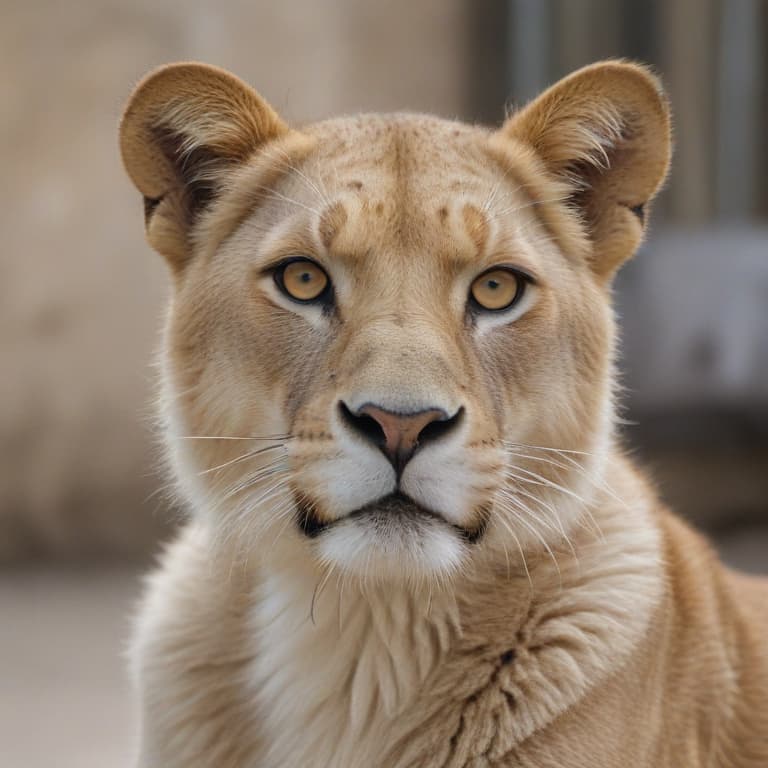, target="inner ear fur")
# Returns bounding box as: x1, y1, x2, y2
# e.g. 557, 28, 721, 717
499, 60, 672, 279
120, 62, 288, 268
